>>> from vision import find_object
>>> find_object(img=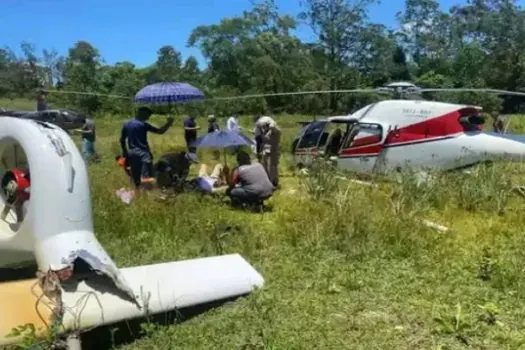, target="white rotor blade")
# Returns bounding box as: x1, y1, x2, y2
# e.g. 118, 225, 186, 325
421, 88, 525, 97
